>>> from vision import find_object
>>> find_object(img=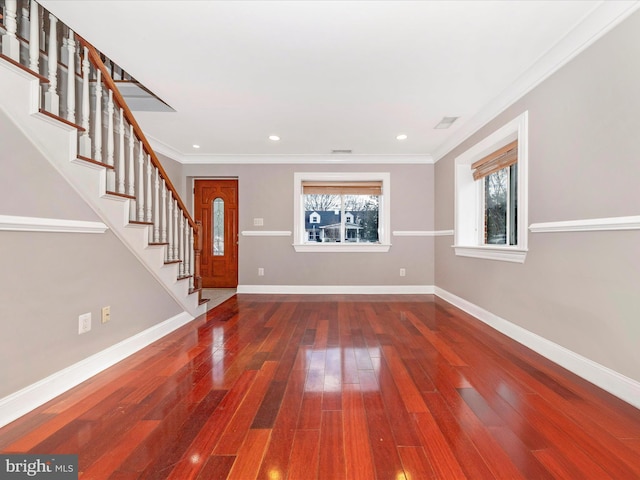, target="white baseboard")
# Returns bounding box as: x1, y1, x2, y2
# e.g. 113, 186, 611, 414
237, 284, 435, 295
0, 311, 194, 428
434, 287, 640, 410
